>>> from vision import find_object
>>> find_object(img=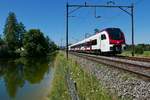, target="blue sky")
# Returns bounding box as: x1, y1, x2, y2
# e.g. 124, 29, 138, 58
0, 0, 149, 46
